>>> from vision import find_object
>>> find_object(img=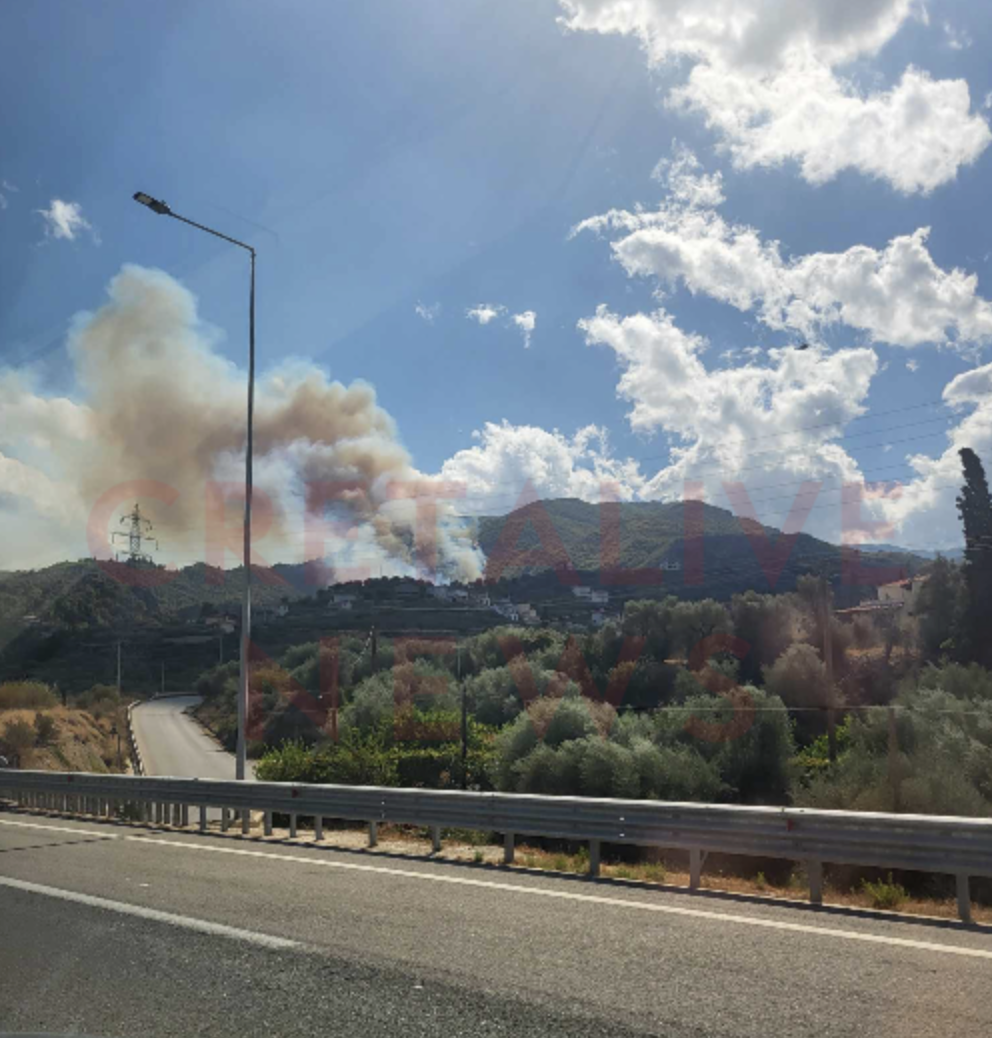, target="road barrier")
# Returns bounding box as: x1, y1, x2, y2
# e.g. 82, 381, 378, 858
125, 701, 143, 776
1, 768, 989, 922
